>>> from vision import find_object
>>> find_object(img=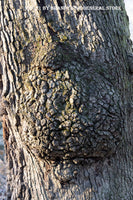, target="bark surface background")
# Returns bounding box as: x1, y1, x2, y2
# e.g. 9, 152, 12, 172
0, 0, 133, 199
0, 122, 6, 199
